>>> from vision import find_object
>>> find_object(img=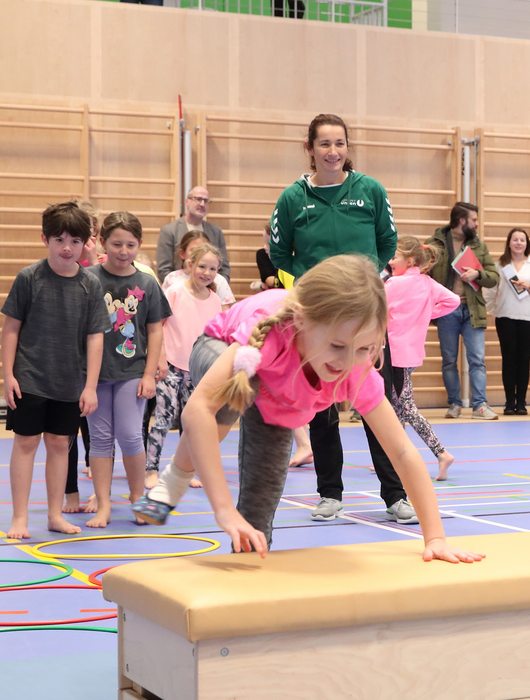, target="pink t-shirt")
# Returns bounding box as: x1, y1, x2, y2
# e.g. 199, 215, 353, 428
164, 284, 222, 371
385, 267, 460, 368
204, 290, 384, 429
